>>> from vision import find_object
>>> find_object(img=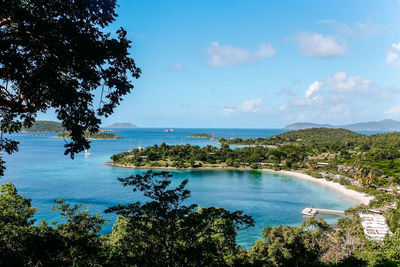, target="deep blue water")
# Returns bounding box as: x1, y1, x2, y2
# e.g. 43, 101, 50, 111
2, 128, 365, 247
